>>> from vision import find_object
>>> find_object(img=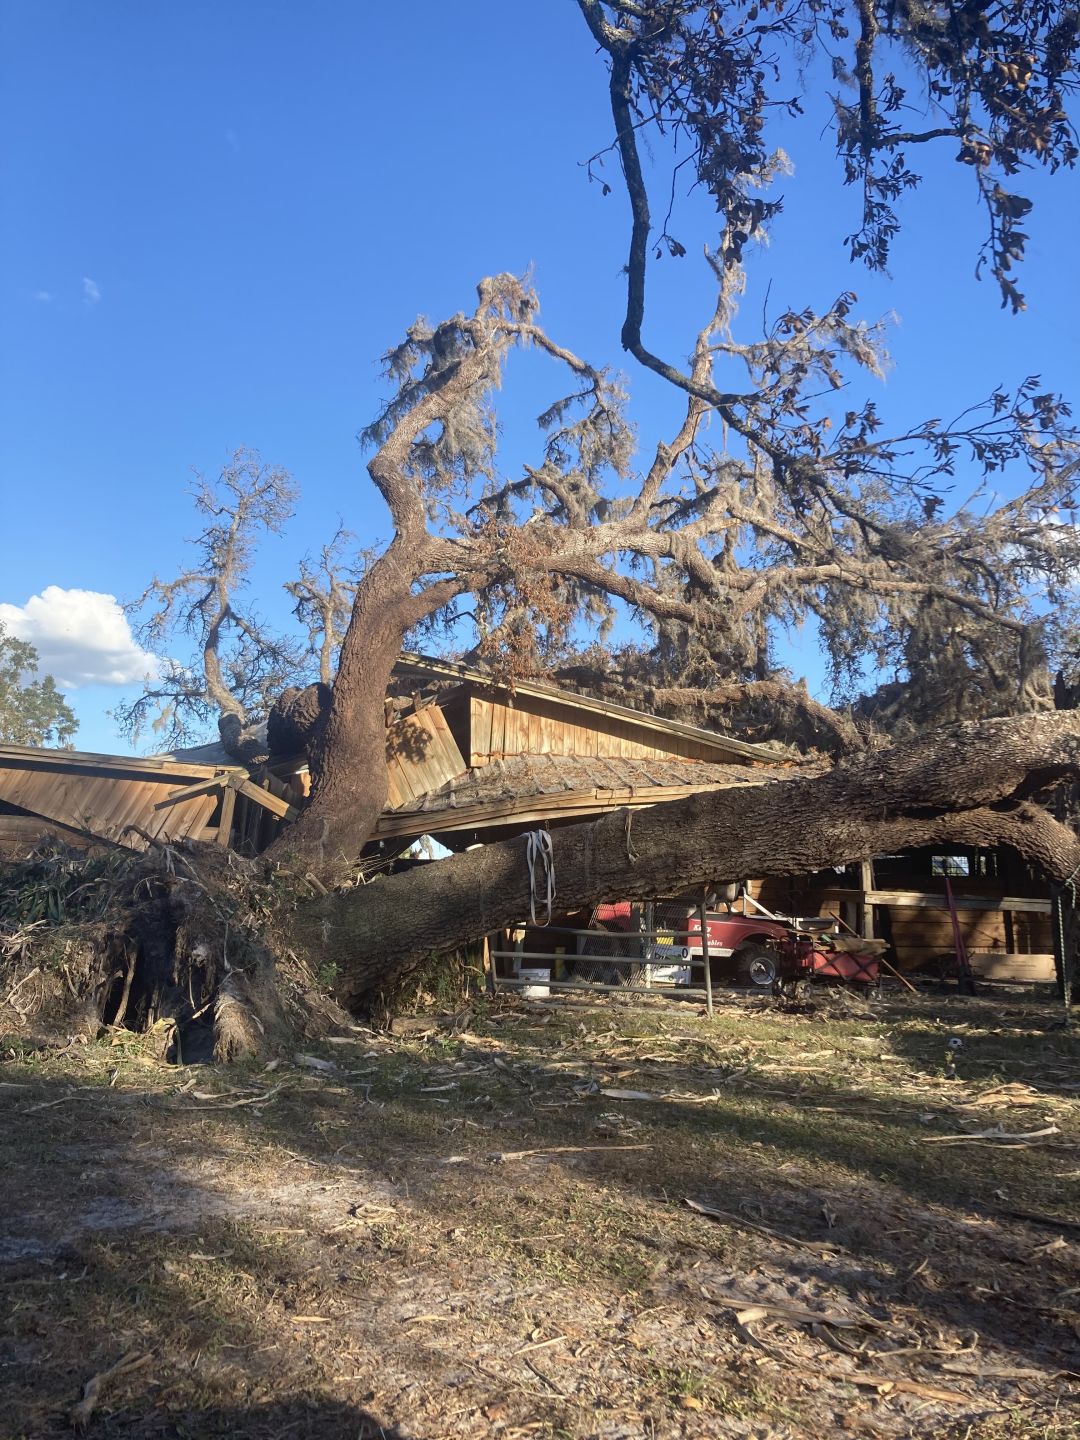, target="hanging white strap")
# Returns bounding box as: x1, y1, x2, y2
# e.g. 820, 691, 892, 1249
526, 830, 555, 926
